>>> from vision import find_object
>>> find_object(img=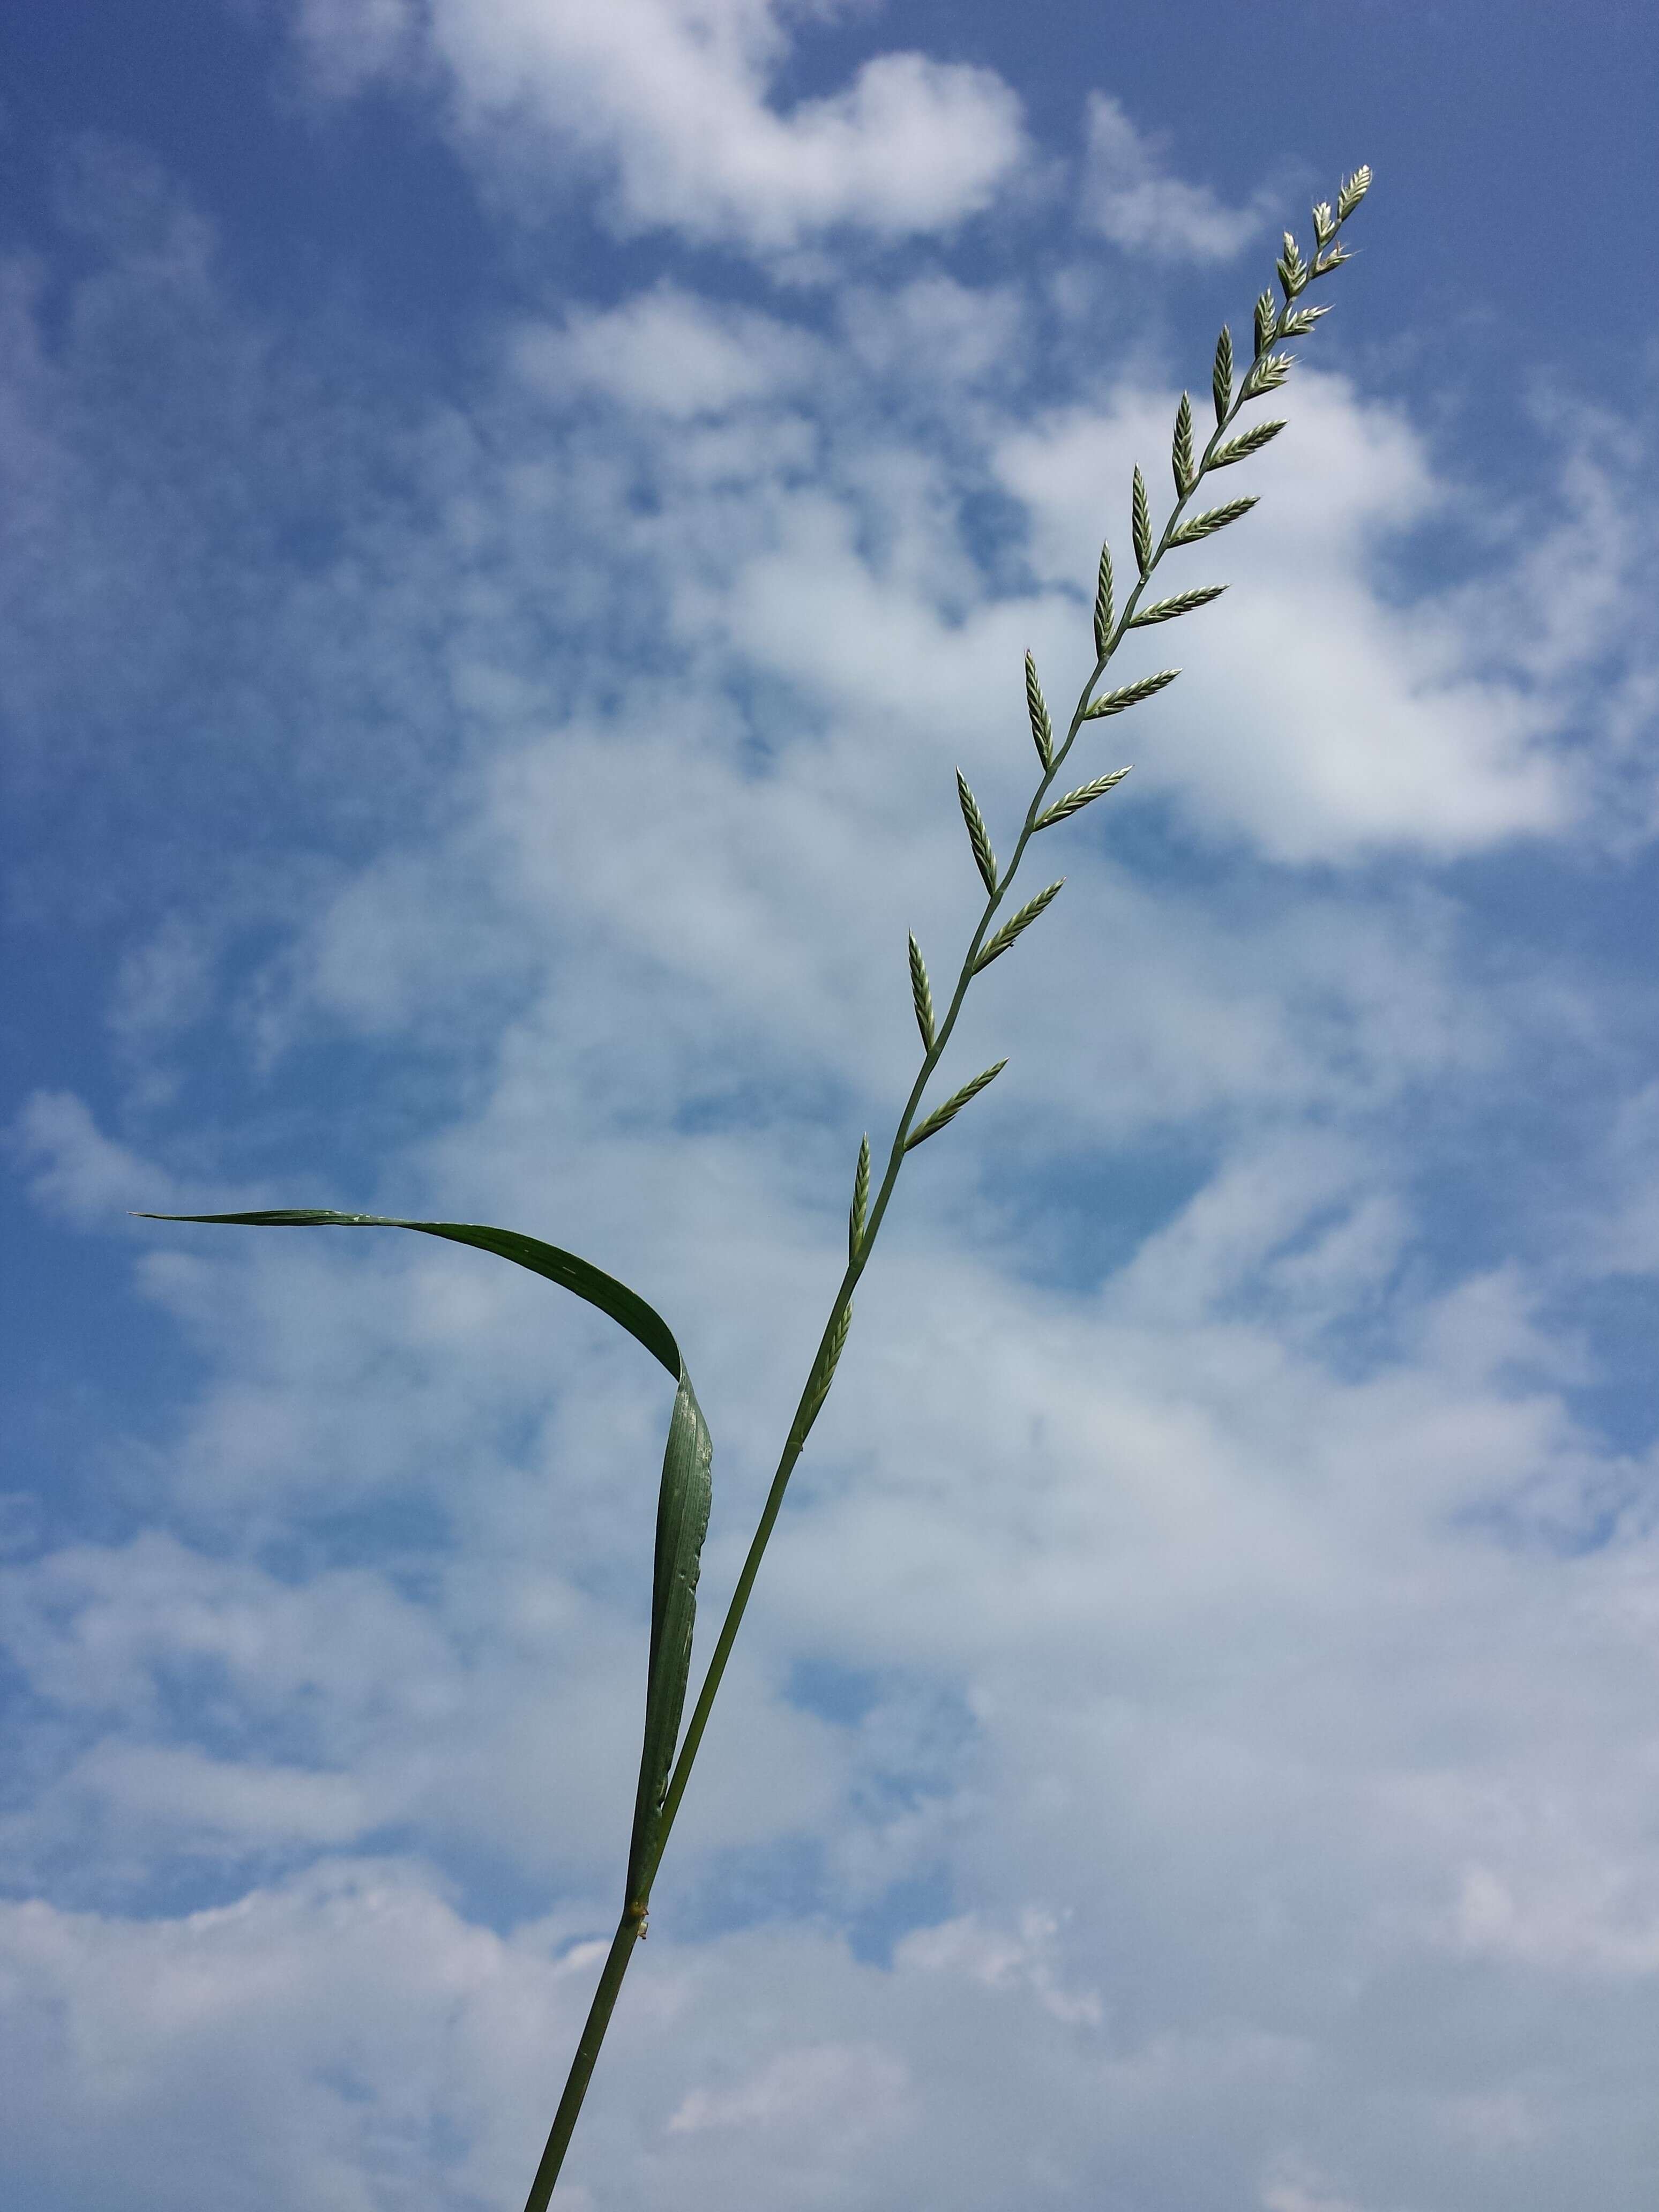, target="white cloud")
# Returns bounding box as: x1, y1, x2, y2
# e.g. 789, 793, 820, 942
896, 1907, 1102, 2026
8, 91, 1659, 2212
293, 0, 1028, 252
8, 1090, 179, 1227
1583, 1079, 1659, 1275
666, 2038, 909, 2136
1260, 2155, 1367, 2212
996, 372, 1574, 859
1082, 95, 1277, 262
0, 1860, 574, 2212
514, 284, 821, 420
